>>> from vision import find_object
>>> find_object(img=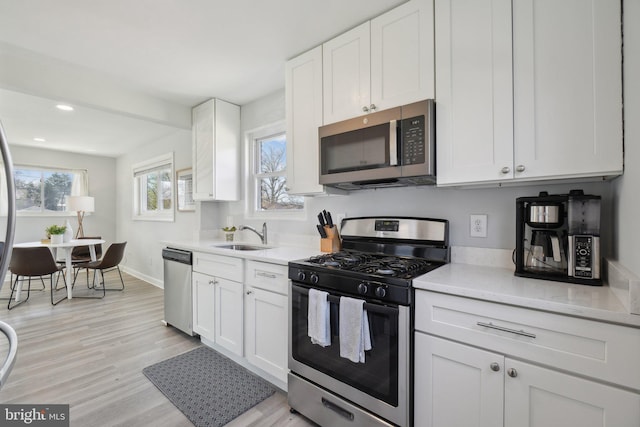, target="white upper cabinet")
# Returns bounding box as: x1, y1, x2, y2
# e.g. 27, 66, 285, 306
436, 0, 623, 186
285, 46, 325, 195
323, 22, 372, 124
192, 98, 241, 200
435, 0, 514, 185
323, 0, 434, 124
370, 0, 434, 110
512, 0, 623, 180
